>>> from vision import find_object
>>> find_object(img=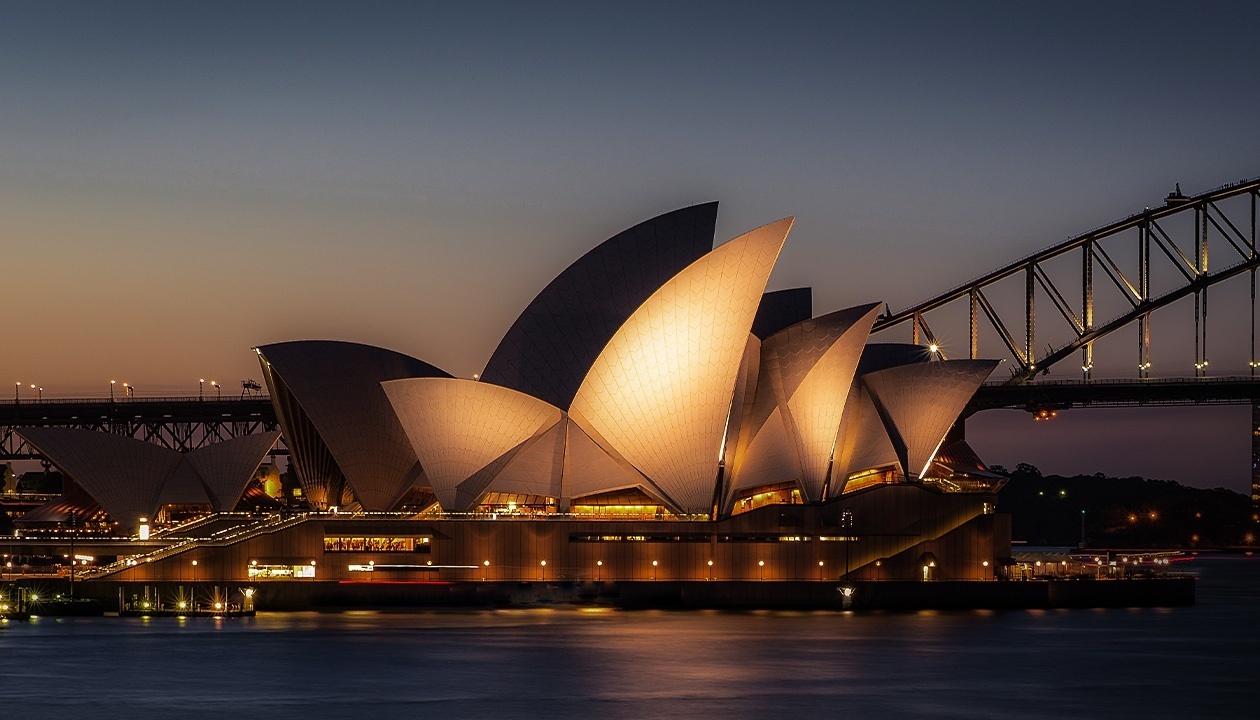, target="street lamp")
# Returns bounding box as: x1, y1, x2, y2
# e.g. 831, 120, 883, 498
199, 378, 205, 400
818, 560, 825, 581
758, 560, 765, 580
482, 559, 490, 581
595, 560, 602, 581
651, 560, 658, 581
539, 560, 547, 581
110, 380, 116, 401
13, 382, 18, 402
211, 380, 220, 399
707, 559, 714, 581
